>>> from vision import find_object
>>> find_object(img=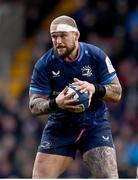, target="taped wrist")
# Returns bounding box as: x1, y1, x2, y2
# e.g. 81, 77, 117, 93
92, 84, 106, 99
49, 99, 59, 111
